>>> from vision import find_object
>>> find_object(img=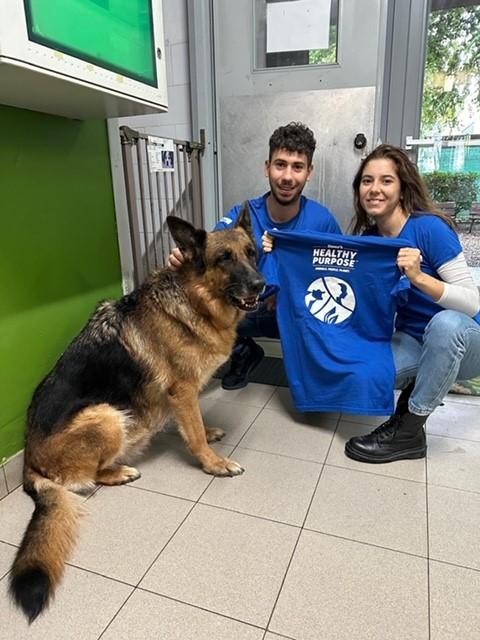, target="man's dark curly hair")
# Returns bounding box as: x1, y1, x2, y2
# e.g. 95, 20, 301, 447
268, 122, 316, 165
